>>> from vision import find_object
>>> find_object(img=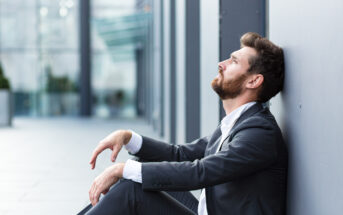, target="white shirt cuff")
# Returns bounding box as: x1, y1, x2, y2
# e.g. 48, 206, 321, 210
124, 130, 143, 154
123, 159, 142, 183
